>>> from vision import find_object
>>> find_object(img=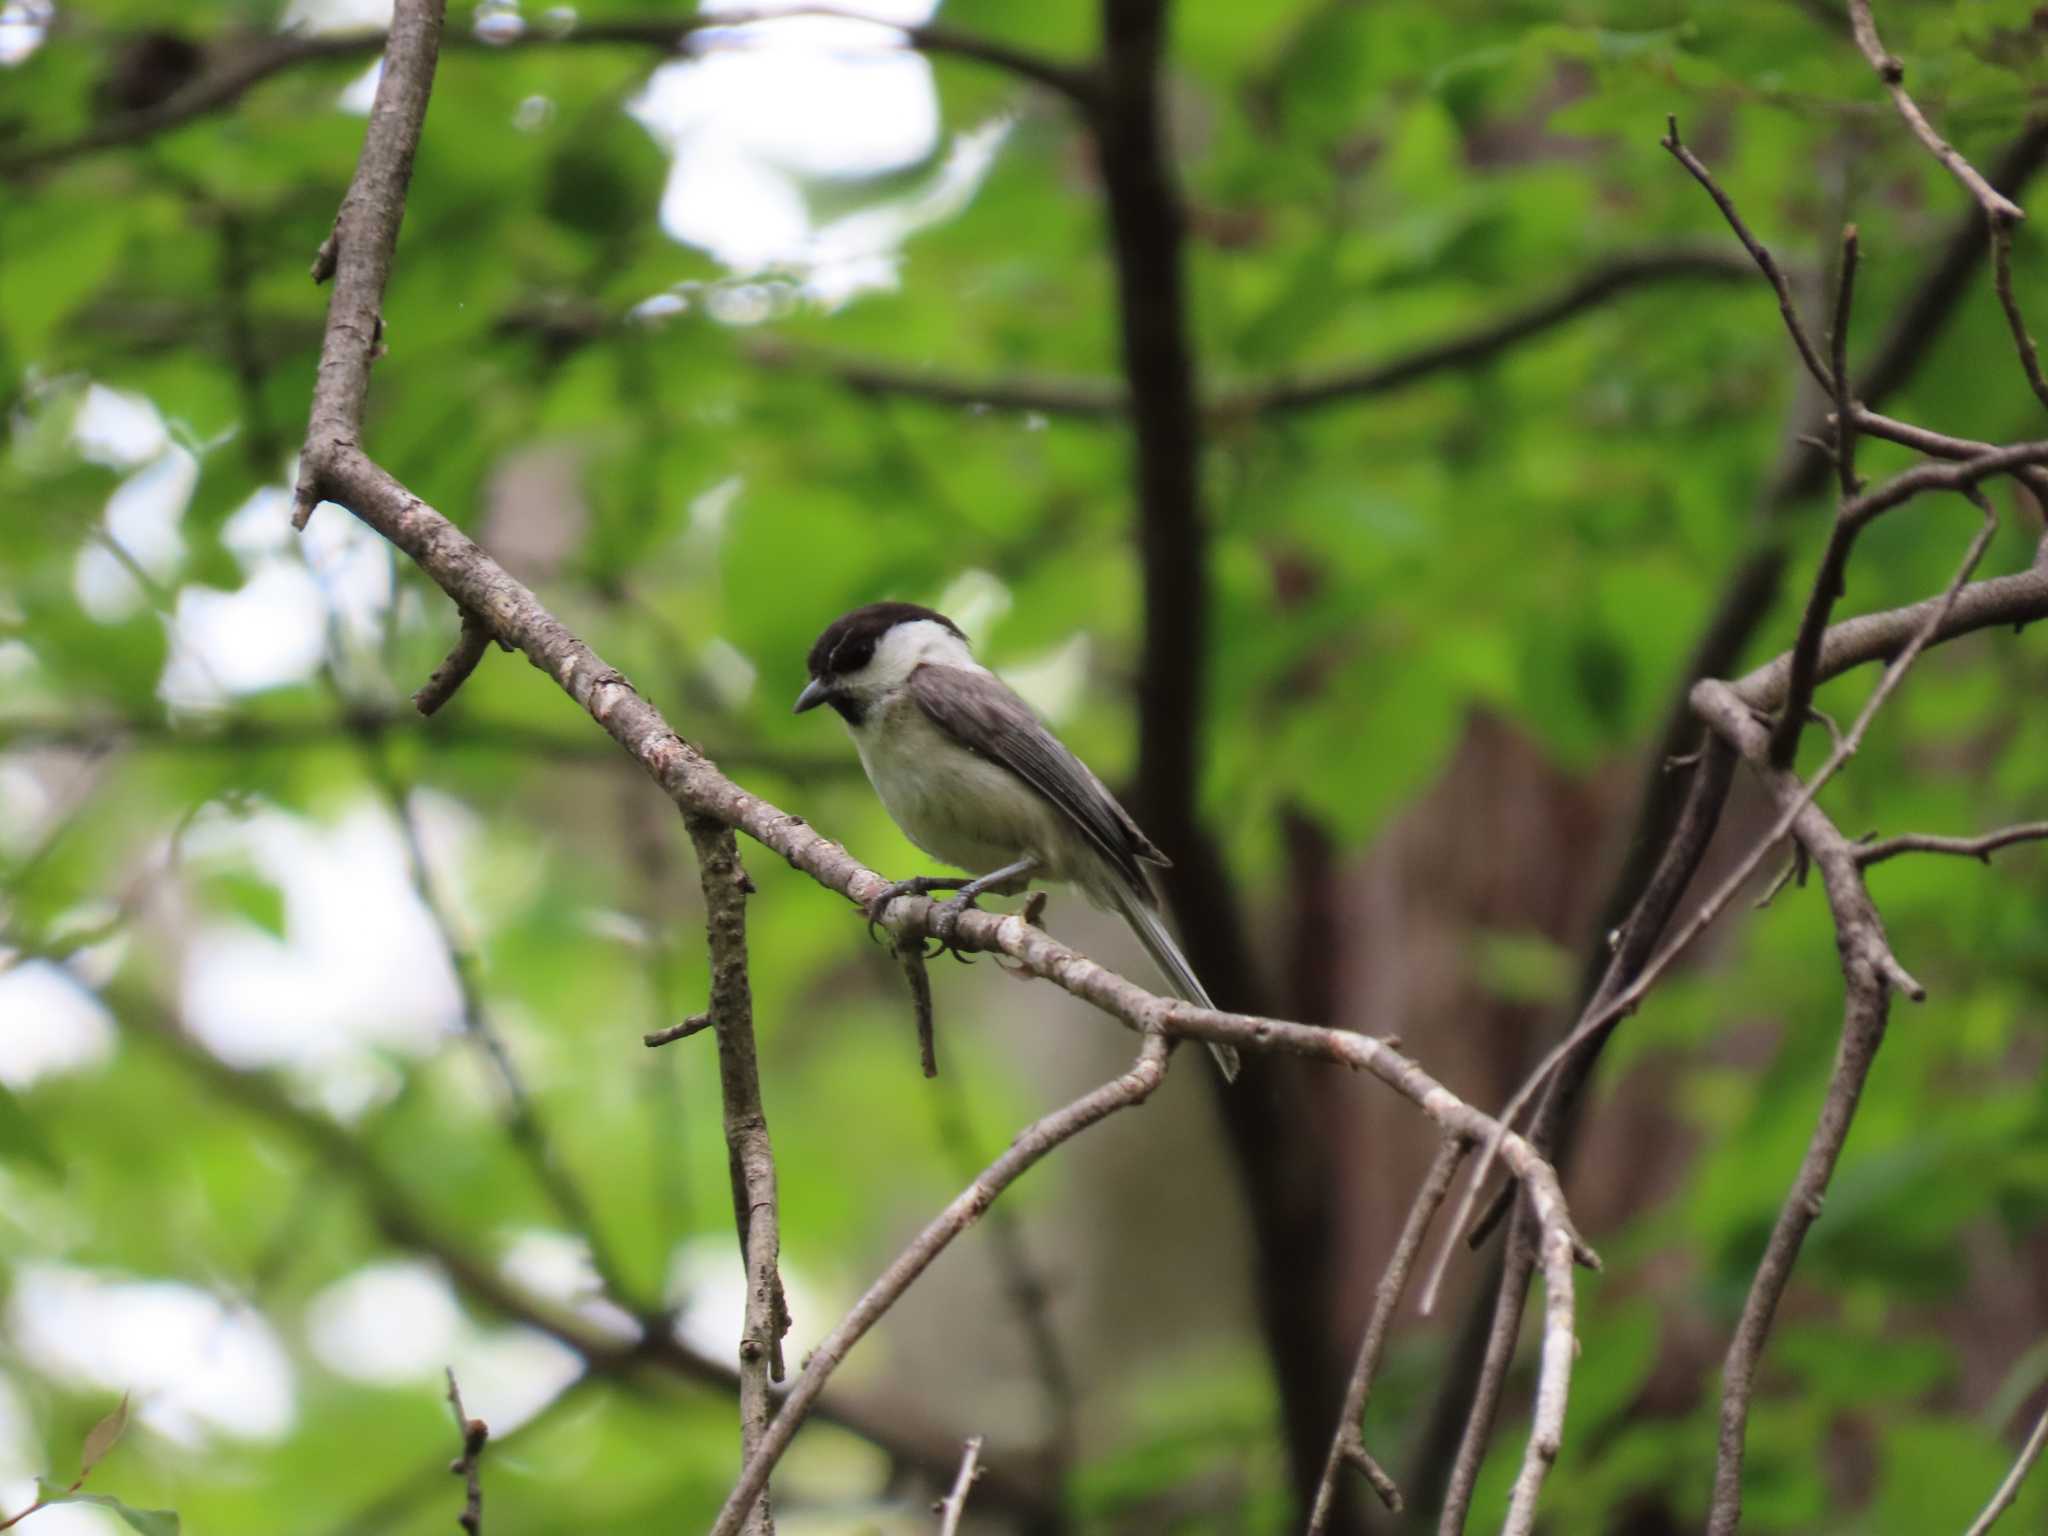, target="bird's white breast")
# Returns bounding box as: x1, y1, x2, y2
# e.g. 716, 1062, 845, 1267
848, 685, 1087, 880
